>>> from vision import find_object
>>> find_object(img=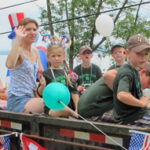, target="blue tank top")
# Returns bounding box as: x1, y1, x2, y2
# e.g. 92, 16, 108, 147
7, 51, 39, 97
